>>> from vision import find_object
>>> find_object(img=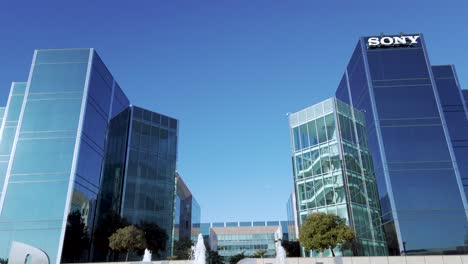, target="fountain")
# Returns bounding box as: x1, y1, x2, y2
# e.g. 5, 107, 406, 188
275, 239, 287, 264
142, 248, 152, 262
192, 234, 206, 264
274, 227, 286, 264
